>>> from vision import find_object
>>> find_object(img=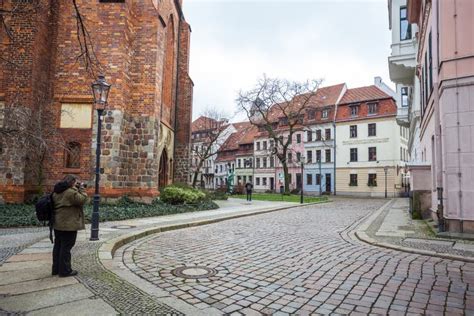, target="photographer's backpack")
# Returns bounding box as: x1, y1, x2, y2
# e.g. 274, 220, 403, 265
35, 193, 55, 242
